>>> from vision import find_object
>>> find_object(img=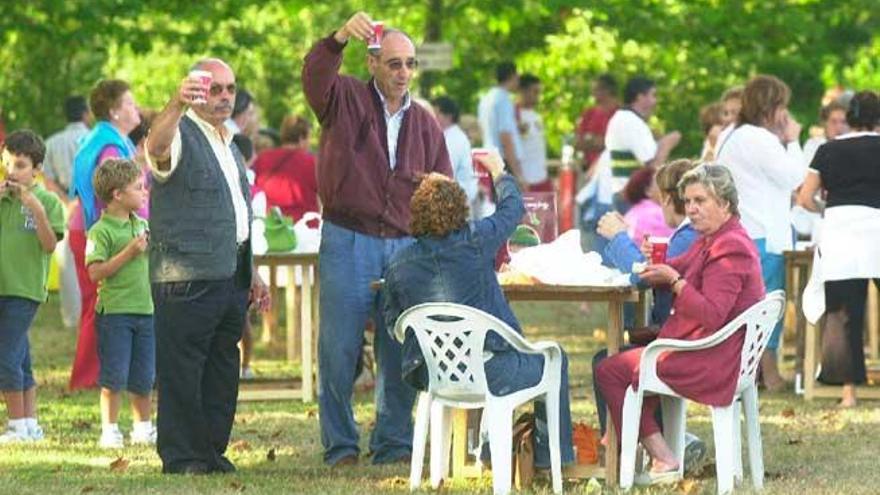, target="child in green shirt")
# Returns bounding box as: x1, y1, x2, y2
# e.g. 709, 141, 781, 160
0, 130, 65, 443
86, 158, 155, 449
